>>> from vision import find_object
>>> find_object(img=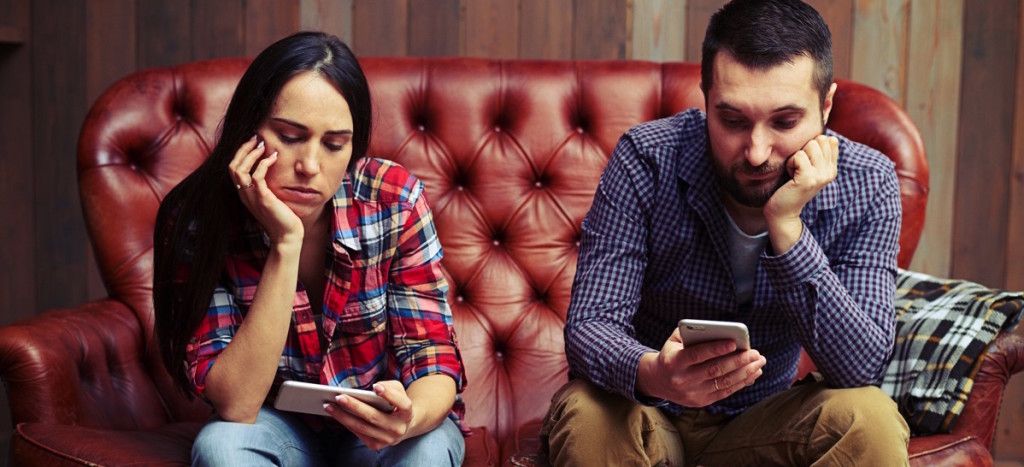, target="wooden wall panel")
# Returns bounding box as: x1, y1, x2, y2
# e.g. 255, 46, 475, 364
519, 0, 573, 59
244, 0, 300, 56
32, 0, 89, 312
138, 0, 191, 68
465, 0, 519, 58
352, 0, 407, 56
850, 0, 908, 105
191, 0, 244, 60
631, 0, 687, 62
953, 0, 1018, 287
0, 0, 32, 325
807, 0, 854, 80
408, 0, 460, 57
0, 4, 30, 461
684, 0, 725, 62
905, 0, 962, 277
1007, 1, 1024, 291
299, 0, 353, 45
994, 4, 1024, 458
0, 0, 25, 44
86, 0, 137, 124
574, 0, 628, 59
